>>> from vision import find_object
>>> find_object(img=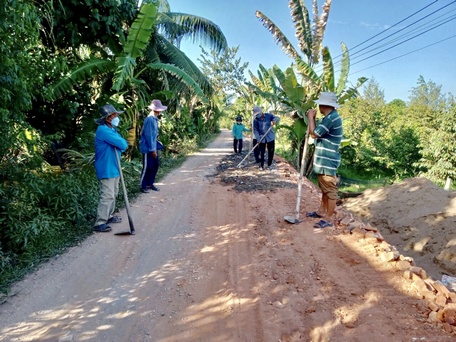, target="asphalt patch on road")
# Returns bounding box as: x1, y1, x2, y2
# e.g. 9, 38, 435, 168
213, 153, 297, 193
